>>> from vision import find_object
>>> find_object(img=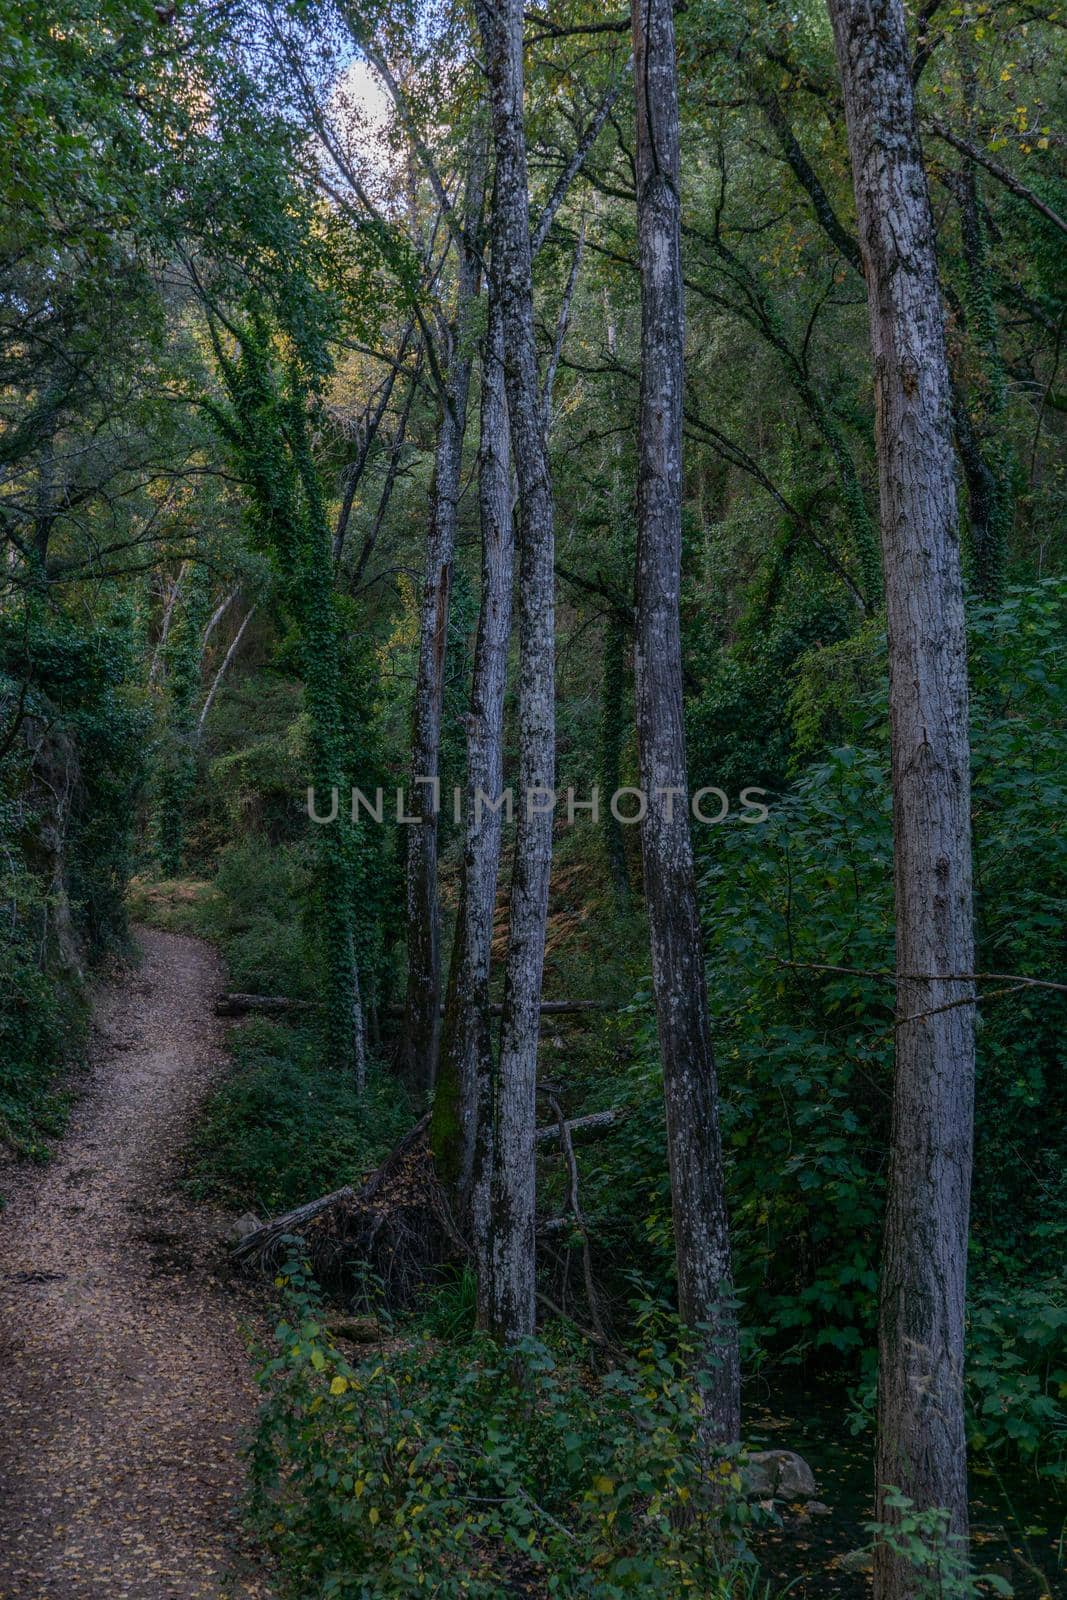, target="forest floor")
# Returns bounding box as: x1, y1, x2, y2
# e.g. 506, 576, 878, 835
0, 928, 273, 1600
